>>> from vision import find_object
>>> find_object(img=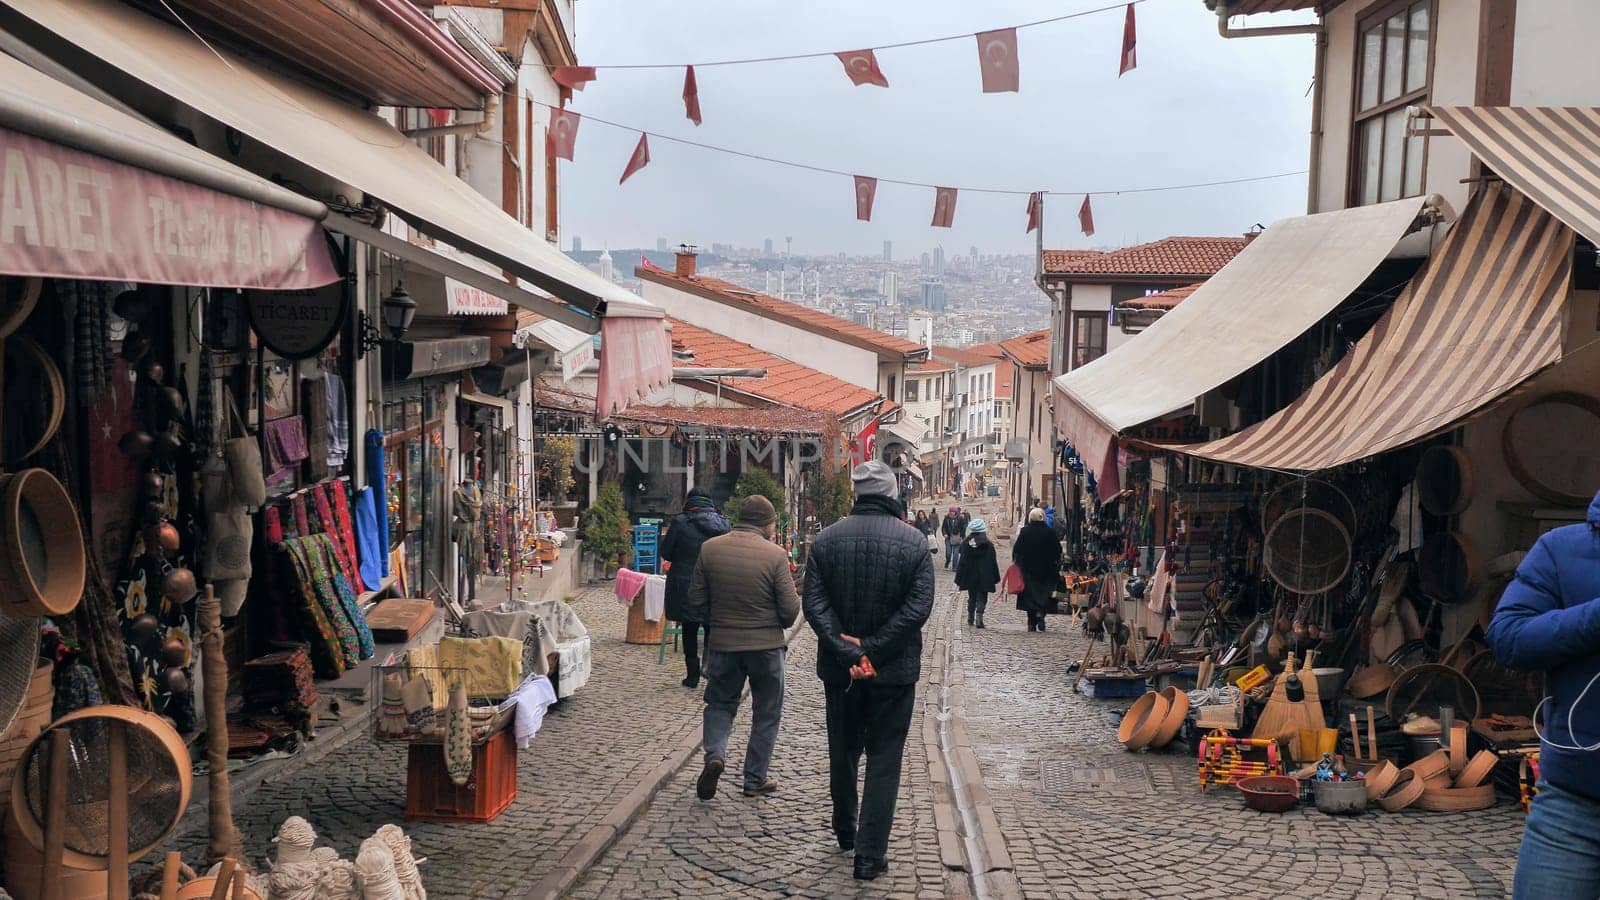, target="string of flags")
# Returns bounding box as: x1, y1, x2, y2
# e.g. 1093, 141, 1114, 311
552, 1, 1139, 106
537, 97, 1306, 238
